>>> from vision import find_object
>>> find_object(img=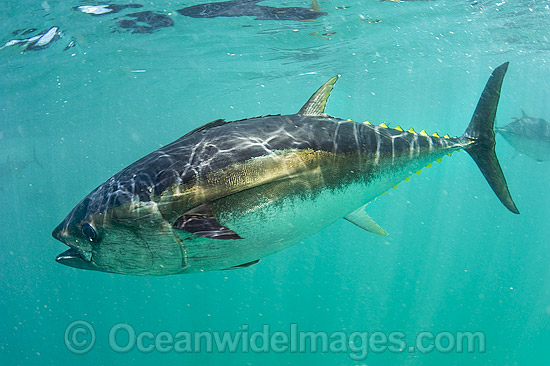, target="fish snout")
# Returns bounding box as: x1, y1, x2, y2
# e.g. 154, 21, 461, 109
51, 221, 66, 242
52, 219, 94, 261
